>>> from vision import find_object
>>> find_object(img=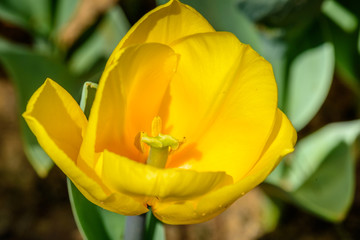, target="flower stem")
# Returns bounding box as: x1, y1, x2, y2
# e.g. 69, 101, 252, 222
124, 214, 146, 240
